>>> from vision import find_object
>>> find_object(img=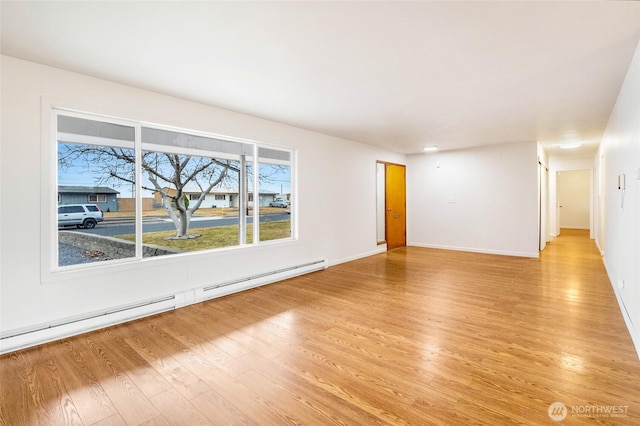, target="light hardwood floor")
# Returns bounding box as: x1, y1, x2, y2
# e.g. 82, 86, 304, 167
2, 229, 639, 425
